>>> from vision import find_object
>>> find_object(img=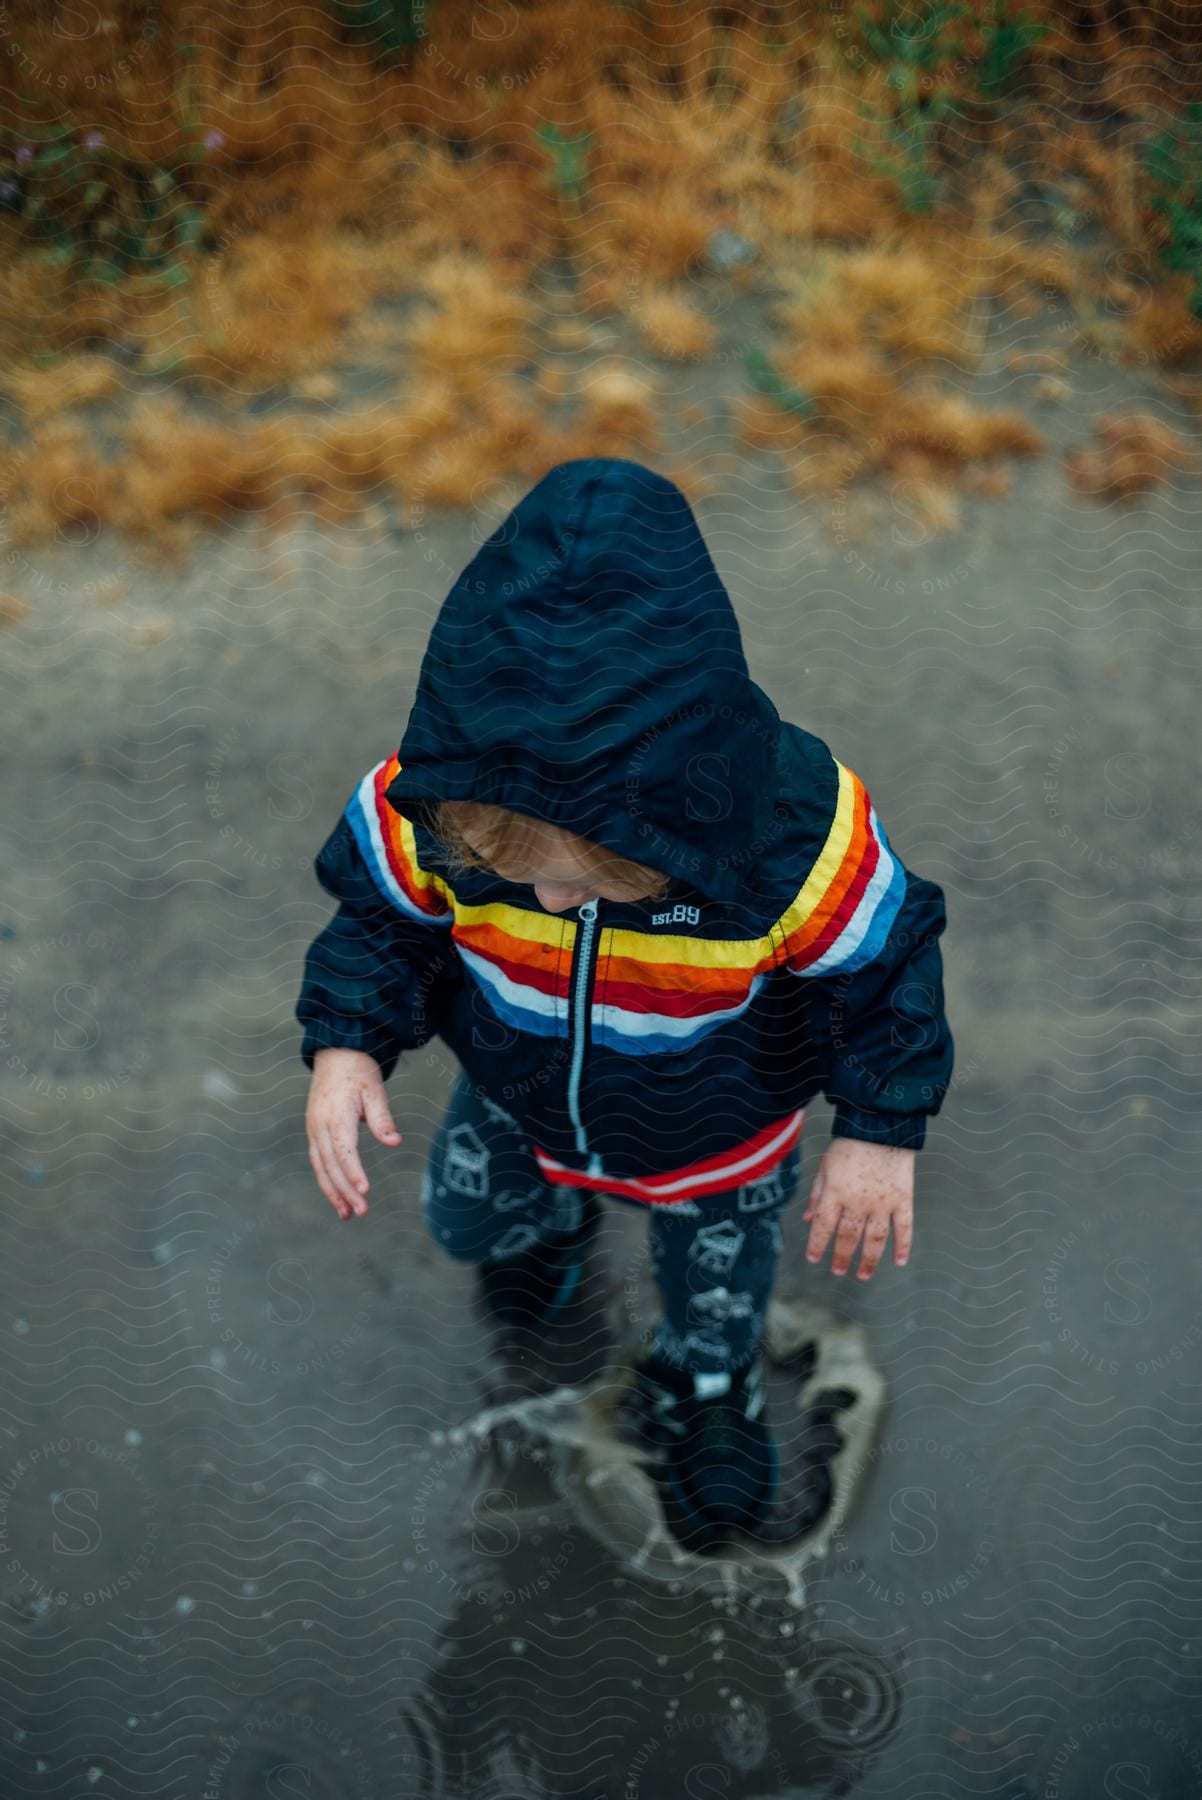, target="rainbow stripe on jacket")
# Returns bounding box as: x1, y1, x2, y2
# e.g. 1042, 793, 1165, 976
348, 753, 904, 1032
339, 751, 908, 1203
